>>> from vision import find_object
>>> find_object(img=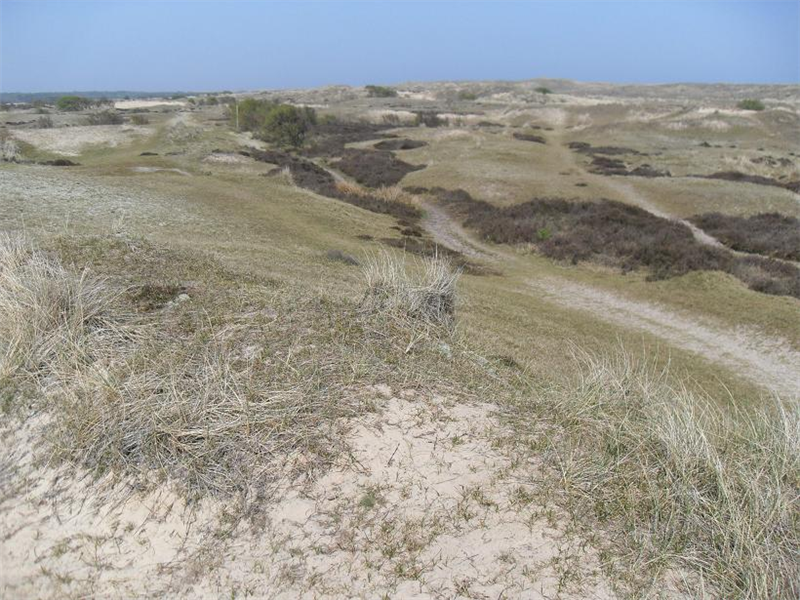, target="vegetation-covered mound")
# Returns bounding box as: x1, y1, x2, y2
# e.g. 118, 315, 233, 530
690, 212, 800, 261
430, 187, 800, 297
334, 149, 426, 188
